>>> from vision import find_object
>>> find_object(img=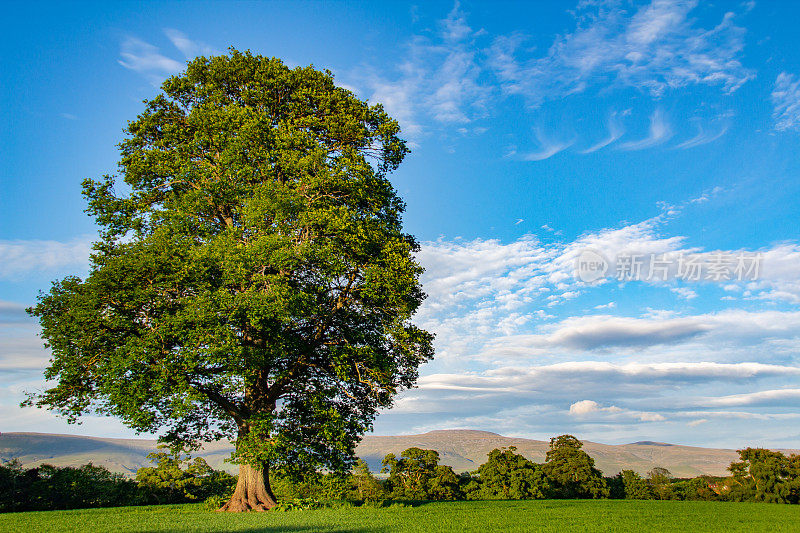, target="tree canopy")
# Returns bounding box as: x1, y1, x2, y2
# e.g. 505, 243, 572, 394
618, 470, 653, 500
470, 446, 549, 500
26, 49, 433, 511
381, 448, 461, 500
728, 448, 800, 503
542, 435, 609, 499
